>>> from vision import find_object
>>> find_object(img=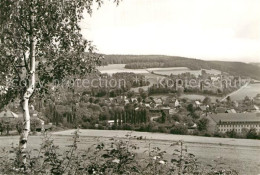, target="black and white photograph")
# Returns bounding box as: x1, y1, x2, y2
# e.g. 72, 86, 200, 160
0, 0, 260, 174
